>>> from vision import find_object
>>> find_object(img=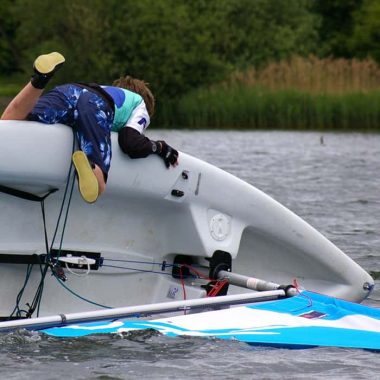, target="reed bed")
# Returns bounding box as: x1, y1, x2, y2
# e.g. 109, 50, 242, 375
226, 56, 380, 94
159, 57, 380, 130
